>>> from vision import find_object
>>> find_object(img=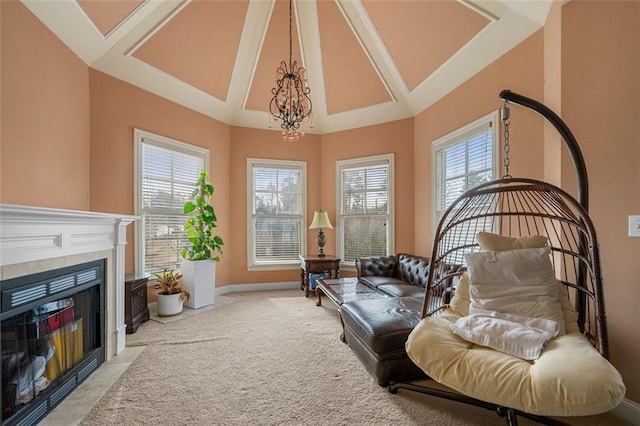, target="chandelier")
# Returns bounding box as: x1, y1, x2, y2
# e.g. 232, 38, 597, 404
269, 0, 312, 142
